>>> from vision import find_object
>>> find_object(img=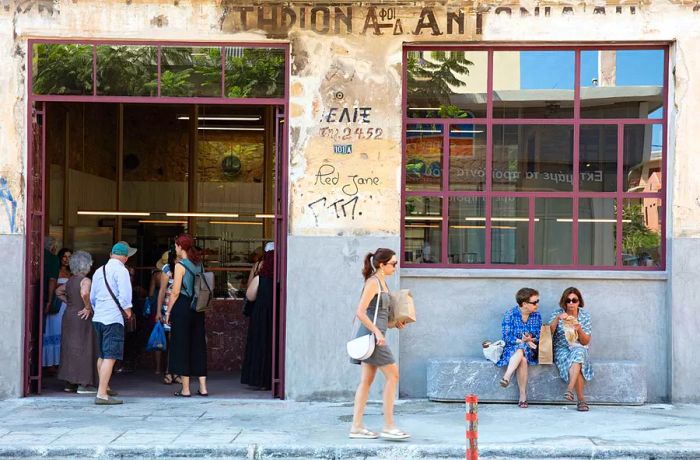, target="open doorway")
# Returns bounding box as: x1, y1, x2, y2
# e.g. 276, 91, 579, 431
25, 101, 287, 398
